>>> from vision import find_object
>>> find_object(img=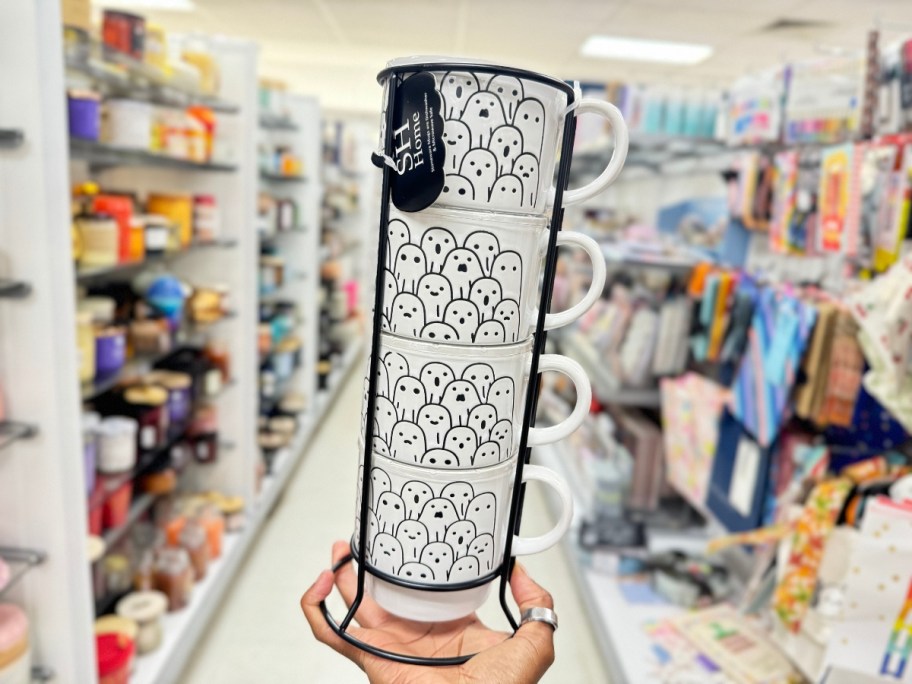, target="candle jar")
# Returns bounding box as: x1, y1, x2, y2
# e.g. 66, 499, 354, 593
179, 520, 209, 581
116, 591, 167, 654
153, 547, 193, 612
198, 505, 224, 559
146, 371, 192, 426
